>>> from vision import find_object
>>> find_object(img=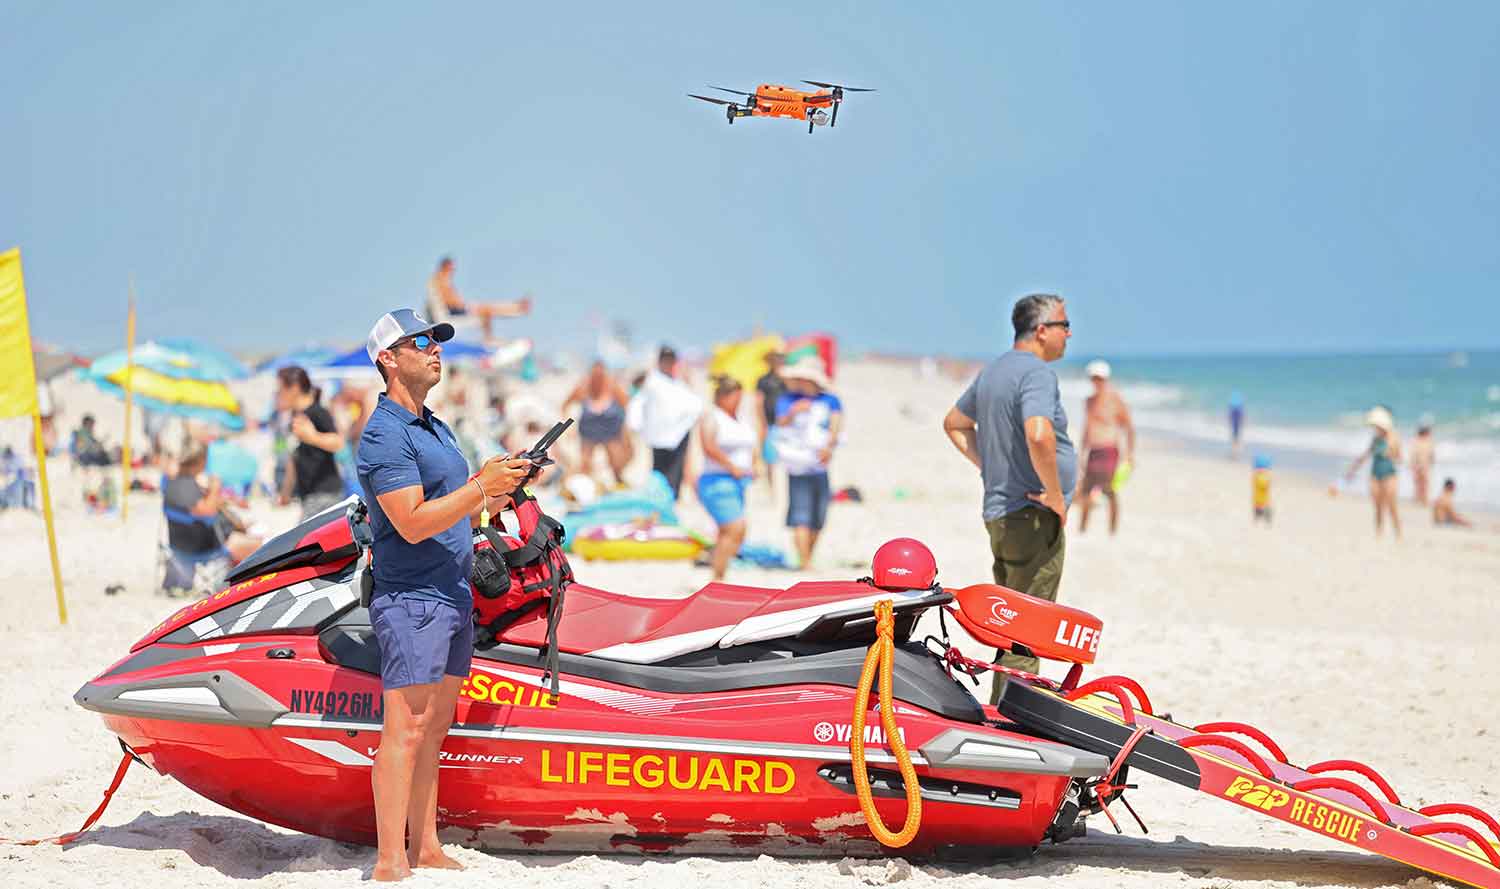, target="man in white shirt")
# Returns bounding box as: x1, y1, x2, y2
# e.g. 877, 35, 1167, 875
627, 346, 702, 499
